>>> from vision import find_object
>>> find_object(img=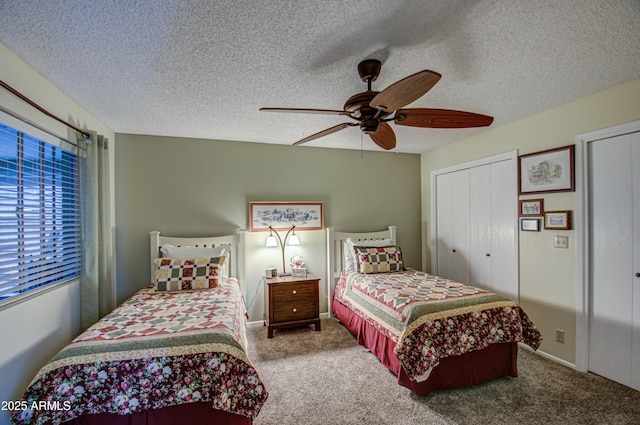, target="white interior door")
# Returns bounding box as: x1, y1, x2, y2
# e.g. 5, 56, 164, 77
489, 159, 518, 301
633, 132, 640, 391
469, 164, 492, 288
435, 169, 470, 283
588, 131, 639, 390
468, 160, 517, 300
432, 152, 517, 299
